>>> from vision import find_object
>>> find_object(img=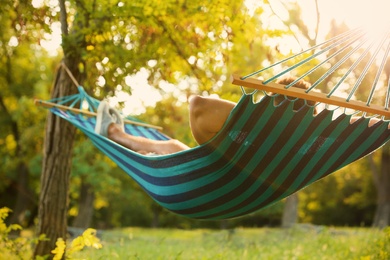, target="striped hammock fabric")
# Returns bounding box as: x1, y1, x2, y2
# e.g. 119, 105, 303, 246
39, 86, 390, 220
